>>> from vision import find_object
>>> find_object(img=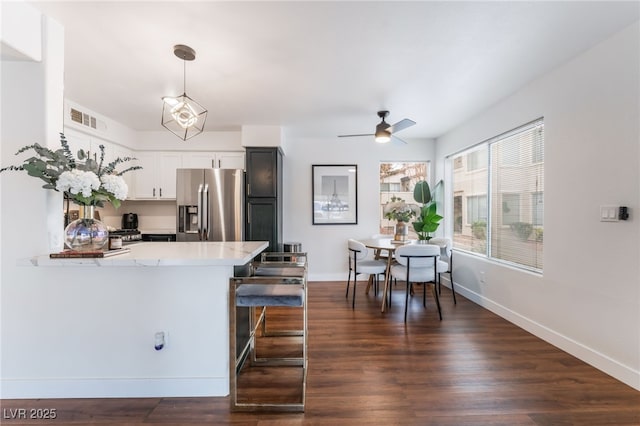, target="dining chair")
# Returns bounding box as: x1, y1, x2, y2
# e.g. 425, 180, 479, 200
429, 237, 457, 304
390, 244, 442, 322
347, 239, 387, 309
